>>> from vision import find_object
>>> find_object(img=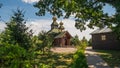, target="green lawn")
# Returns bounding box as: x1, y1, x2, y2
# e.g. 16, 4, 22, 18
35, 53, 73, 68
95, 50, 120, 68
